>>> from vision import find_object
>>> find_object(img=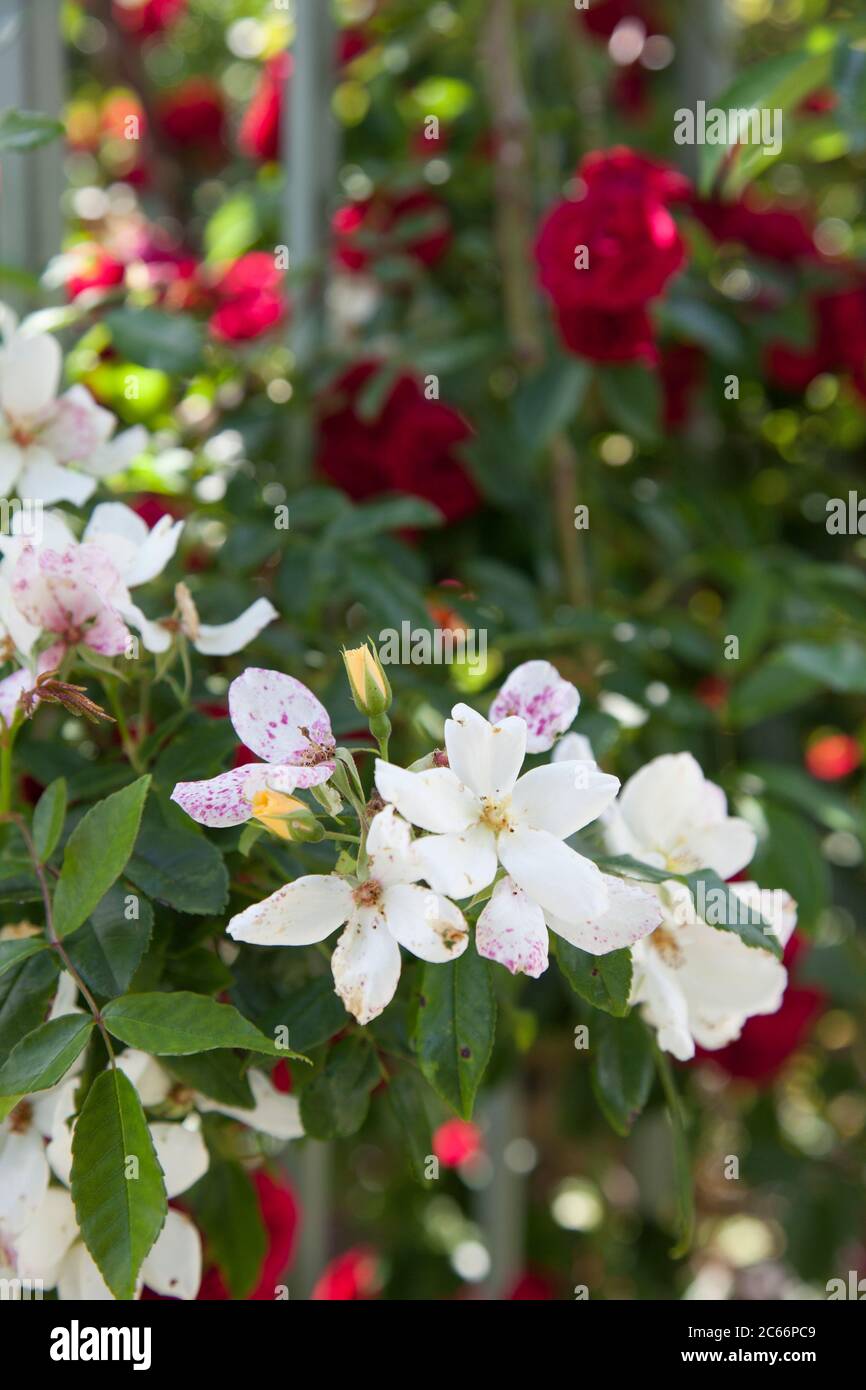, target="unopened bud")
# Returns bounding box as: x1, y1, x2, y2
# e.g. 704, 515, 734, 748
251, 789, 324, 842
342, 642, 392, 717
